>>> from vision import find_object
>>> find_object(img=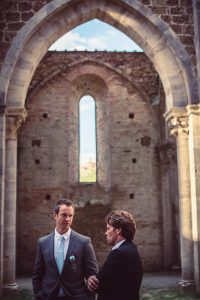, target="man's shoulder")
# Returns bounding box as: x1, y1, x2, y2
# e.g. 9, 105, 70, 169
71, 230, 91, 242
118, 241, 142, 261
38, 231, 54, 243
118, 240, 139, 253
